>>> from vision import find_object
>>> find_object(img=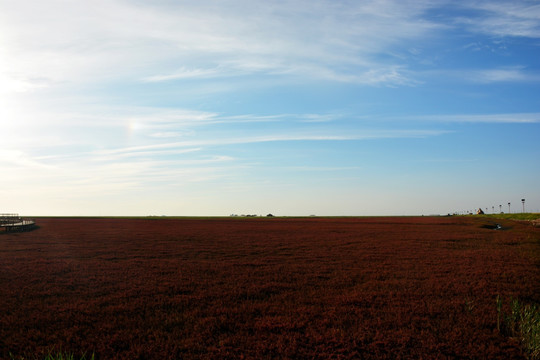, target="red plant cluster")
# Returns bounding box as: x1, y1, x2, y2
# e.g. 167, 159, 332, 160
1, 216, 539, 359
